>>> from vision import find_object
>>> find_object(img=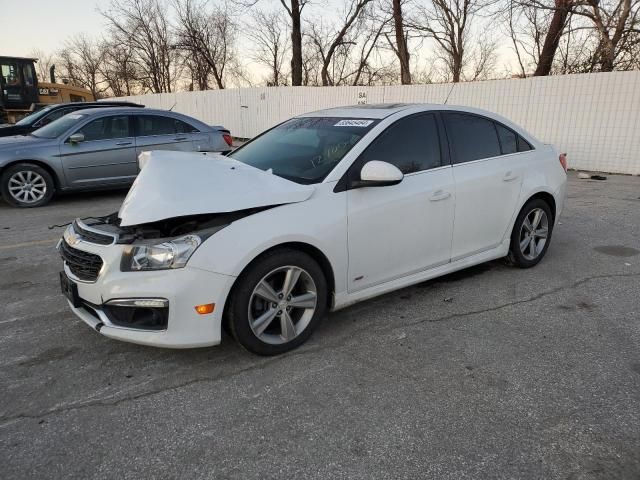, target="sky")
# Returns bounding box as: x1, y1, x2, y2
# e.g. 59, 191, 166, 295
3, 0, 520, 83
4, 0, 105, 58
